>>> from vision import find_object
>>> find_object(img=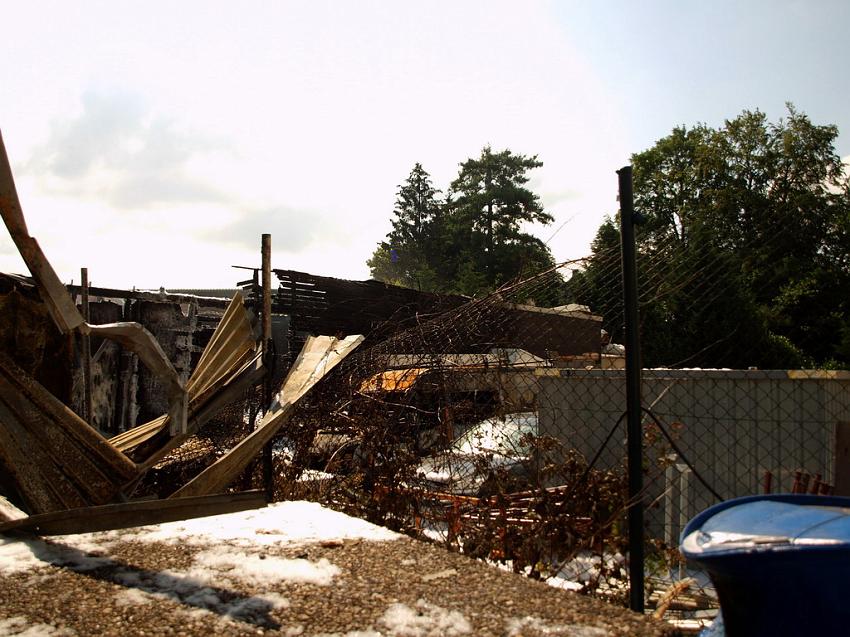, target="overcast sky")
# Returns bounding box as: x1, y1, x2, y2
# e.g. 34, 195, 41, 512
1, 1, 848, 289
